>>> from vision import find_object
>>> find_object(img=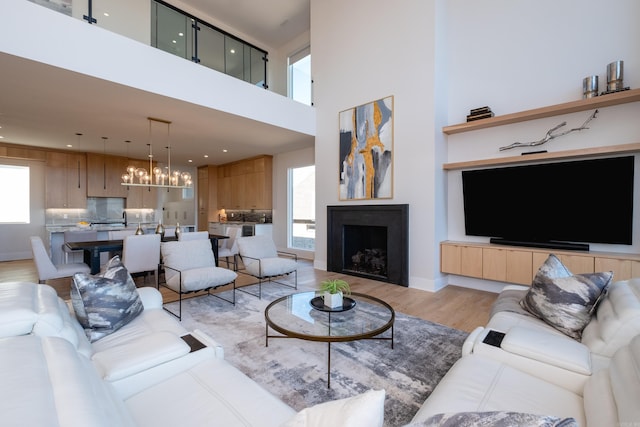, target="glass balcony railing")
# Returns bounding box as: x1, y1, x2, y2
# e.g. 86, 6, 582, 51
150, 1, 267, 88
30, 0, 268, 89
